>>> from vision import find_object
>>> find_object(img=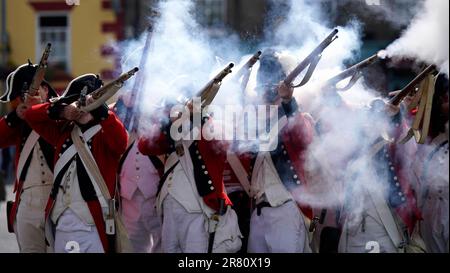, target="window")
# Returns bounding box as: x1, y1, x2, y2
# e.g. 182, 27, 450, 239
36, 13, 70, 72
197, 0, 226, 27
